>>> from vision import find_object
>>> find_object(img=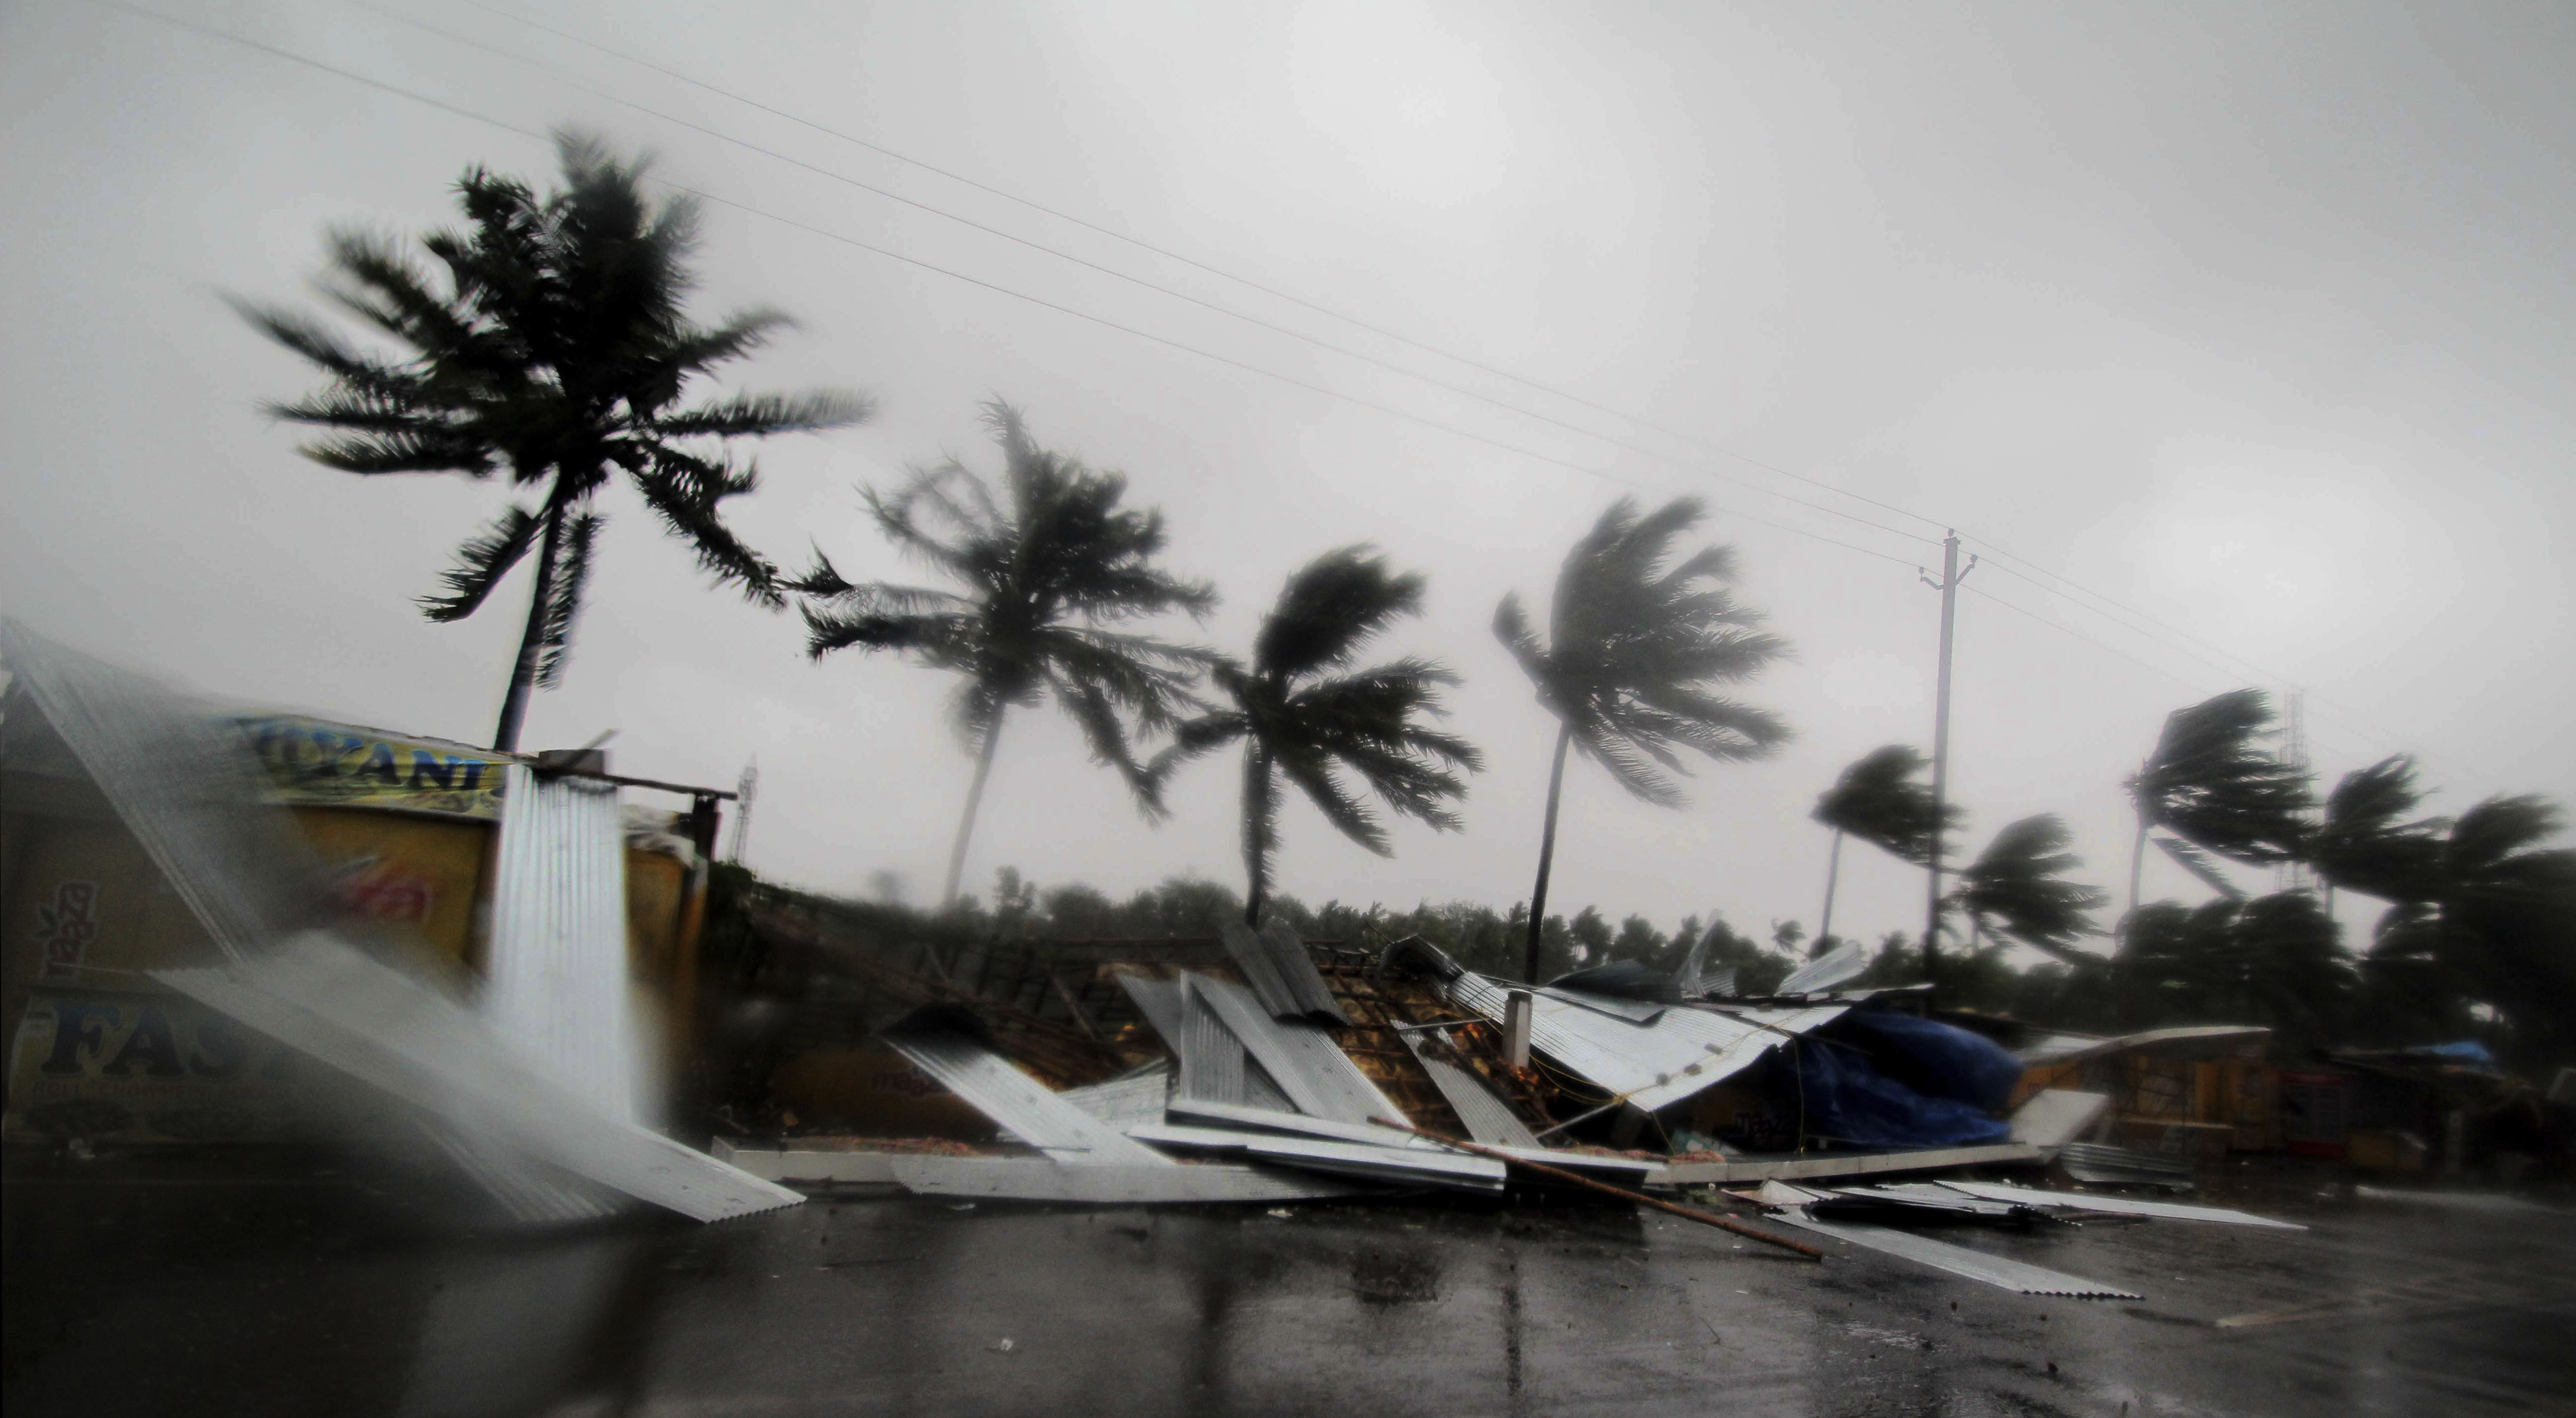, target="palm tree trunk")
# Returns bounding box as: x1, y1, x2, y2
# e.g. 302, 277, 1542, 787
1241, 741, 1273, 927
490, 508, 565, 754
1818, 829, 1845, 945
941, 711, 1005, 909
2124, 813, 2149, 943
1522, 721, 1576, 984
